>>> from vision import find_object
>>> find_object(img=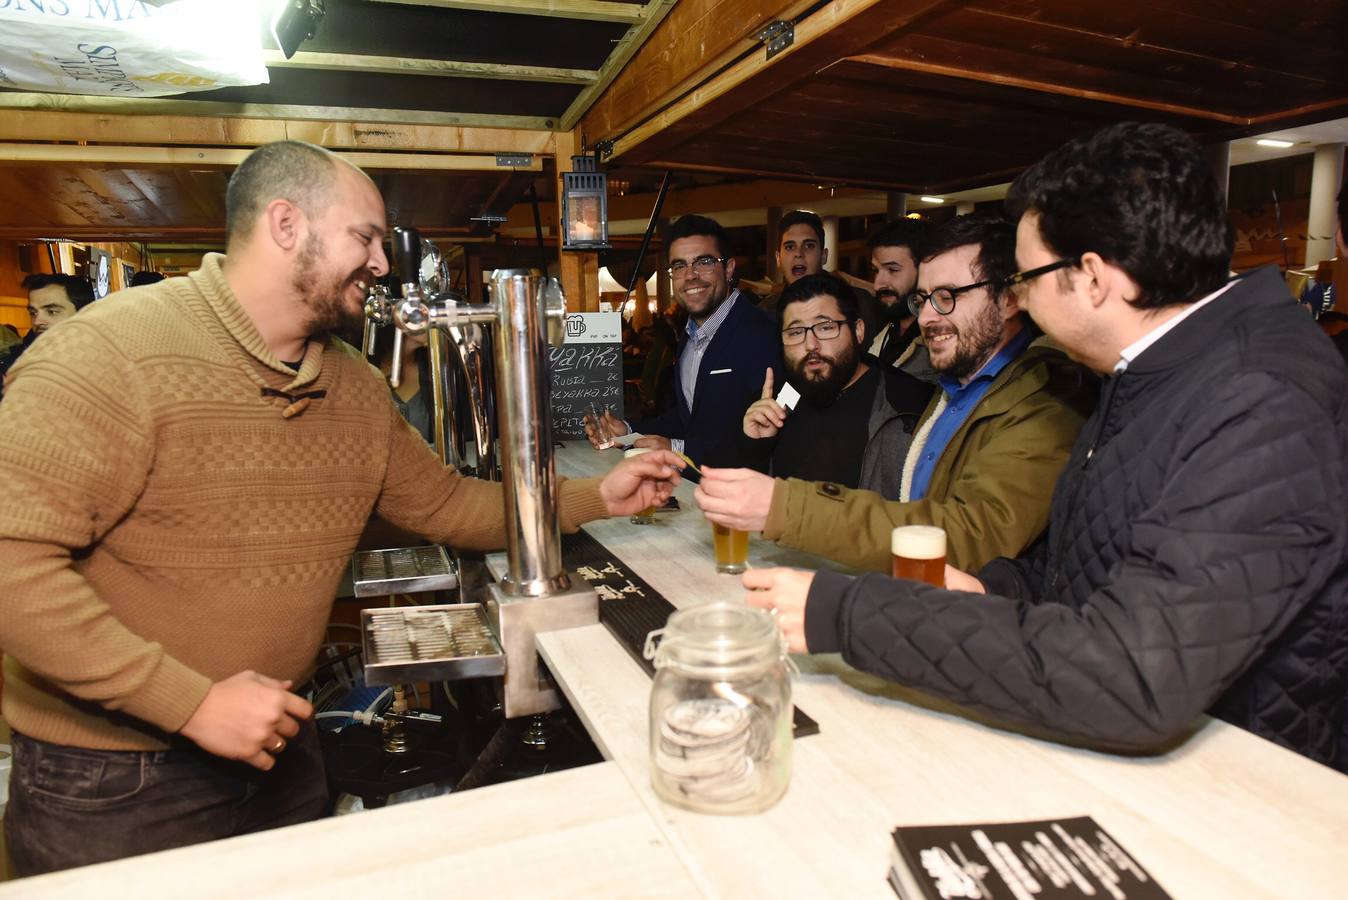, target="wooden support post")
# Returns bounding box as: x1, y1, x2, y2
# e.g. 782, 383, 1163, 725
464, 244, 484, 305
886, 192, 908, 219
556, 131, 600, 311
765, 205, 782, 282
